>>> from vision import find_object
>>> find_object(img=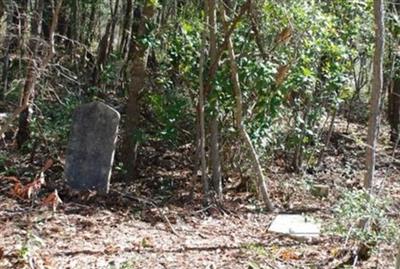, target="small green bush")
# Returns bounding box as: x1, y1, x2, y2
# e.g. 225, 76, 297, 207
329, 189, 397, 247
